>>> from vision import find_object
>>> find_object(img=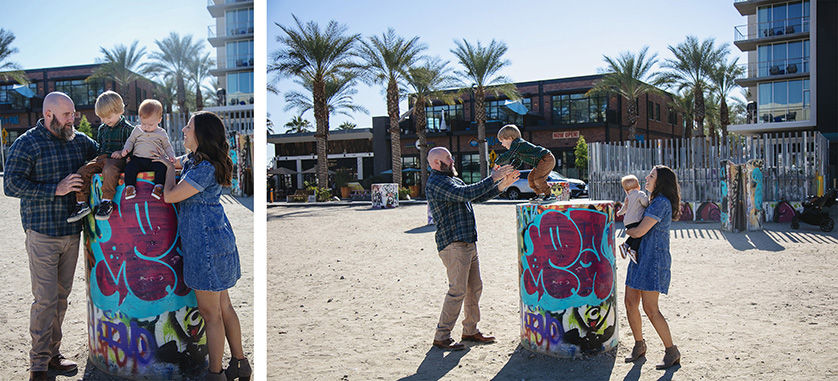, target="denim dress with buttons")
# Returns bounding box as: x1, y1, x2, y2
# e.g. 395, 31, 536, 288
625, 195, 672, 294
178, 155, 241, 291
